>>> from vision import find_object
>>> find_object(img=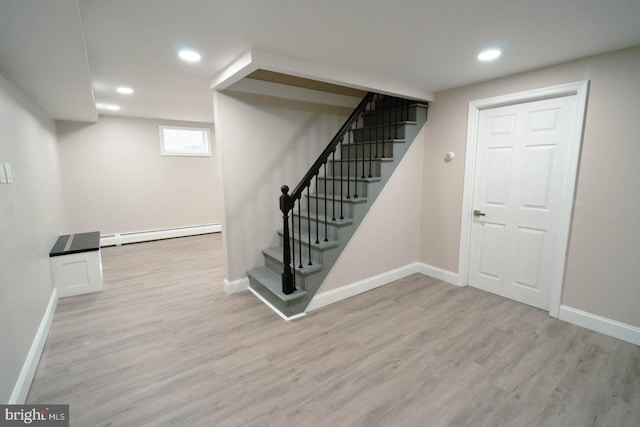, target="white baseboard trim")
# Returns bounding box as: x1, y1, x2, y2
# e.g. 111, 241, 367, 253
224, 277, 250, 294
100, 223, 221, 247
559, 305, 640, 346
247, 286, 306, 322
306, 263, 421, 312
9, 288, 58, 404
416, 263, 460, 286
